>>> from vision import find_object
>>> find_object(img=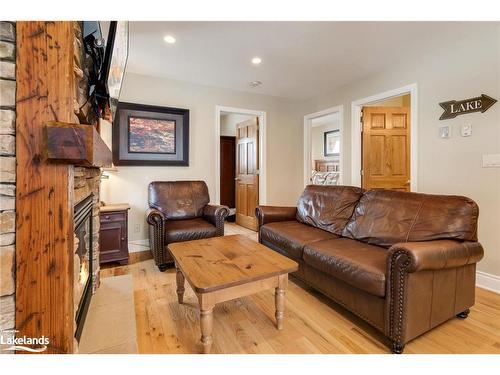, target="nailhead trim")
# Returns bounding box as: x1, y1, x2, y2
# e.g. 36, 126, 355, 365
389, 250, 411, 346
148, 212, 167, 265
214, 207, 229, 236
